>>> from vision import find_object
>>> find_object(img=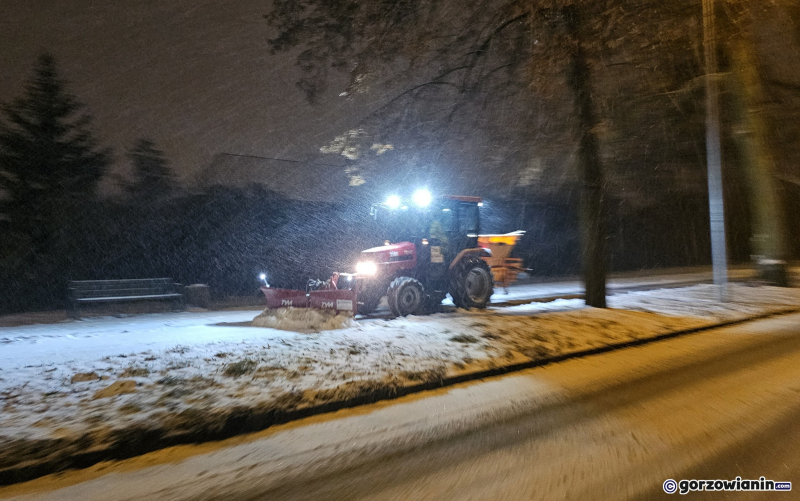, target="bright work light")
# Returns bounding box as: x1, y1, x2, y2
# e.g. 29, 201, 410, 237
356, 261, 378, 275
386, 194, 401, 209
412, 189, 432, 207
